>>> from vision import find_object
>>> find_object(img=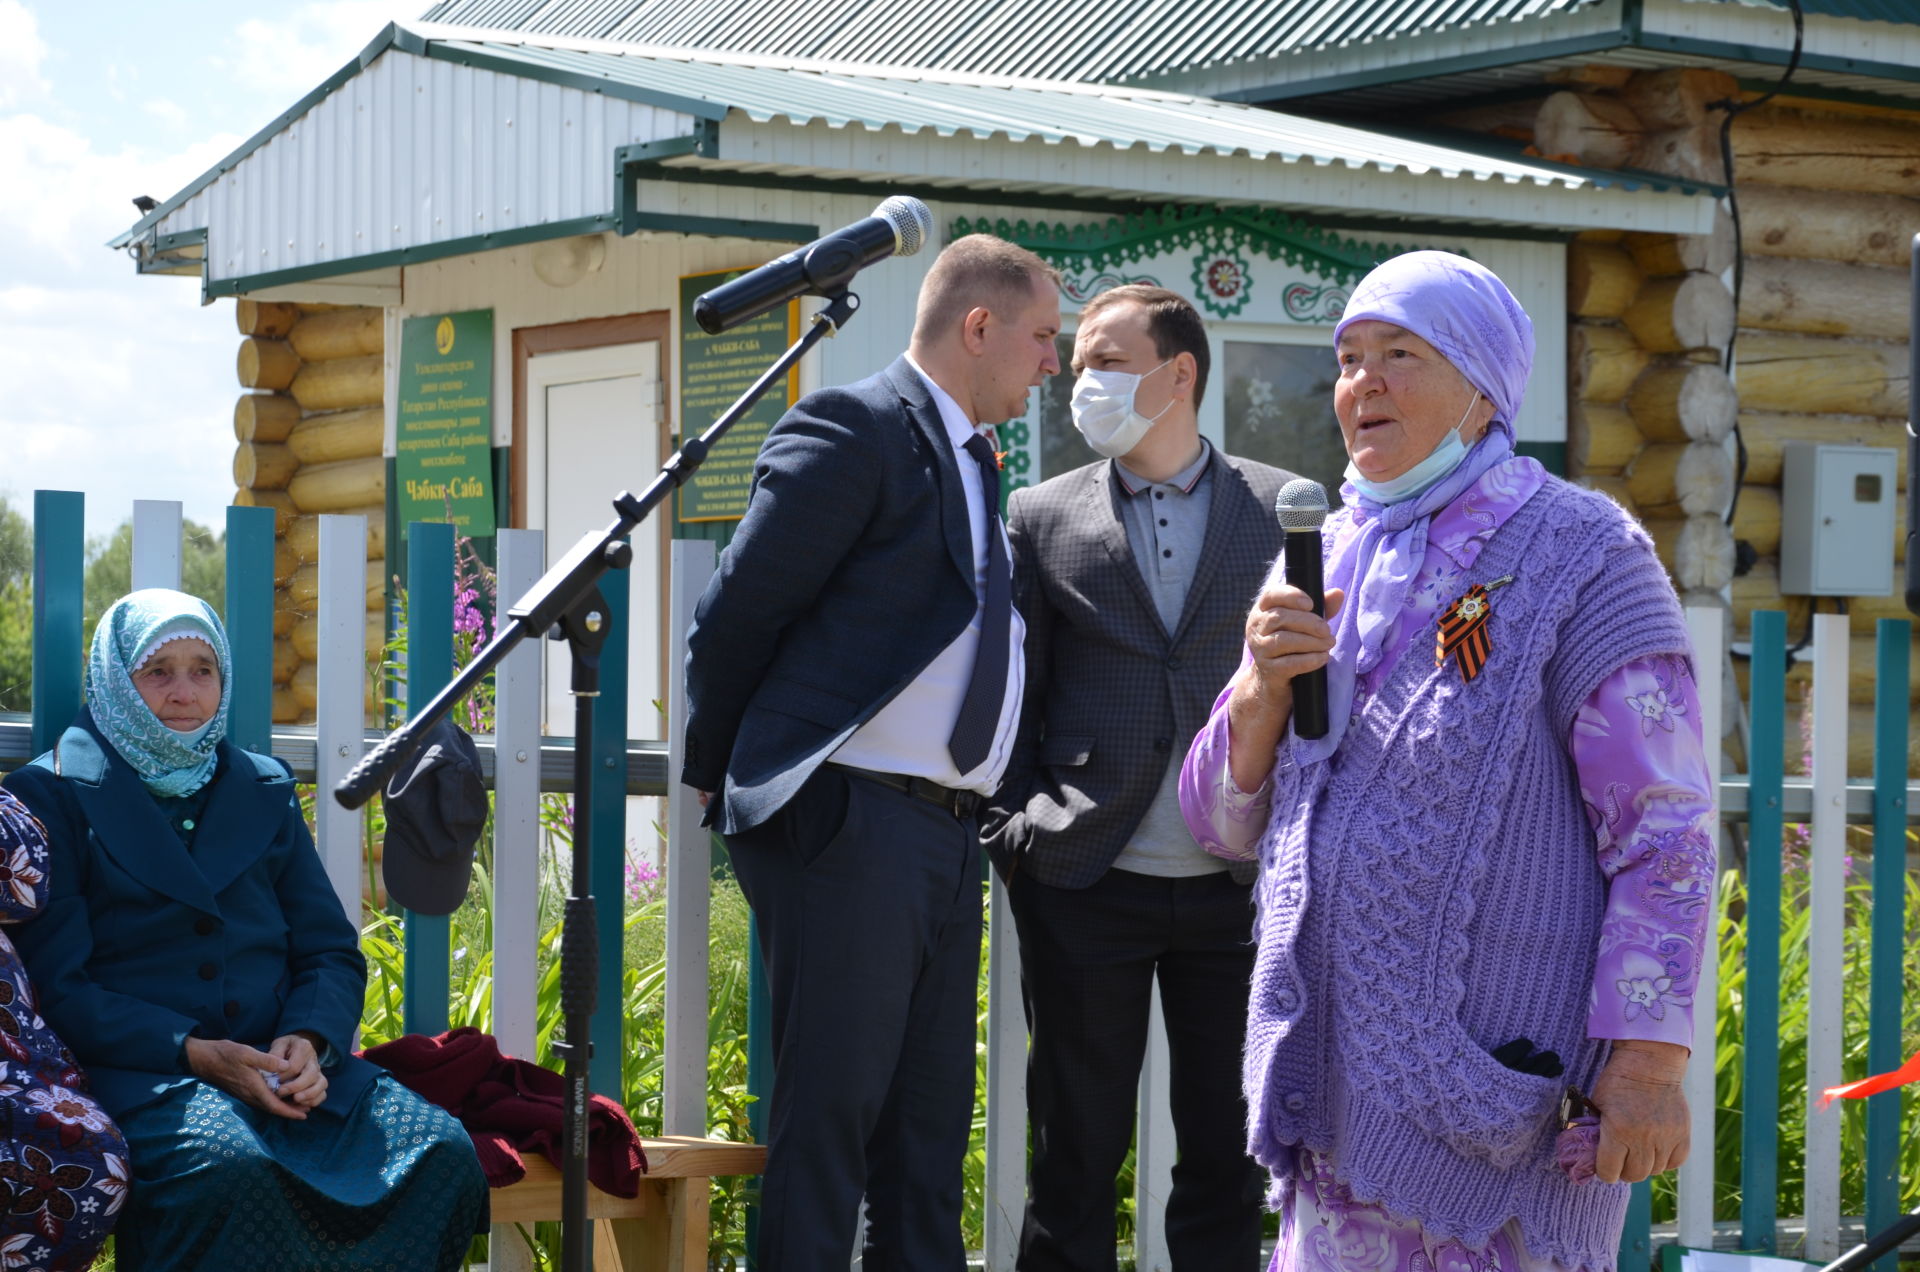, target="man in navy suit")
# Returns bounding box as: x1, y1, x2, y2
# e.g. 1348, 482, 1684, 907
683, 234, 1061, 1268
